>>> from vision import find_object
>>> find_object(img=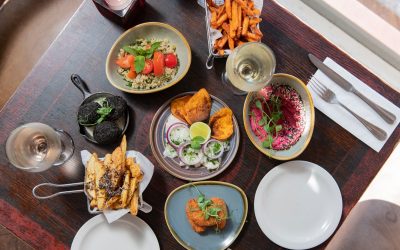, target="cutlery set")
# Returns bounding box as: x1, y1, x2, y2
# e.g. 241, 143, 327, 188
308, 54, 396, 141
